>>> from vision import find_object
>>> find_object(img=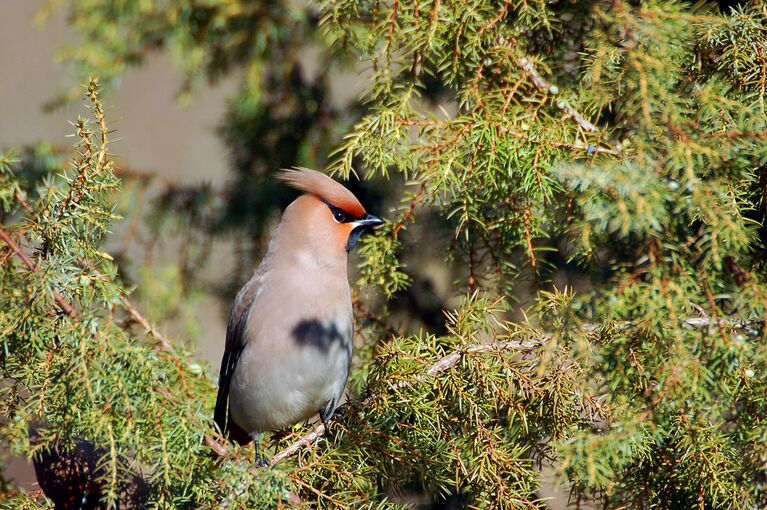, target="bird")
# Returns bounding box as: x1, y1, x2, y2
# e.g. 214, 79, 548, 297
214, 167, 384, 460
